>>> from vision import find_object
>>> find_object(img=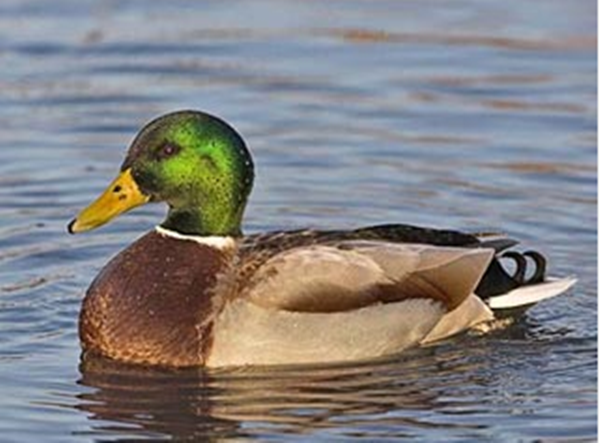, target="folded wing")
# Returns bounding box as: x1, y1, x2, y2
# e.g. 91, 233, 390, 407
244, 242, 495, 314
208, 243, 495, 366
